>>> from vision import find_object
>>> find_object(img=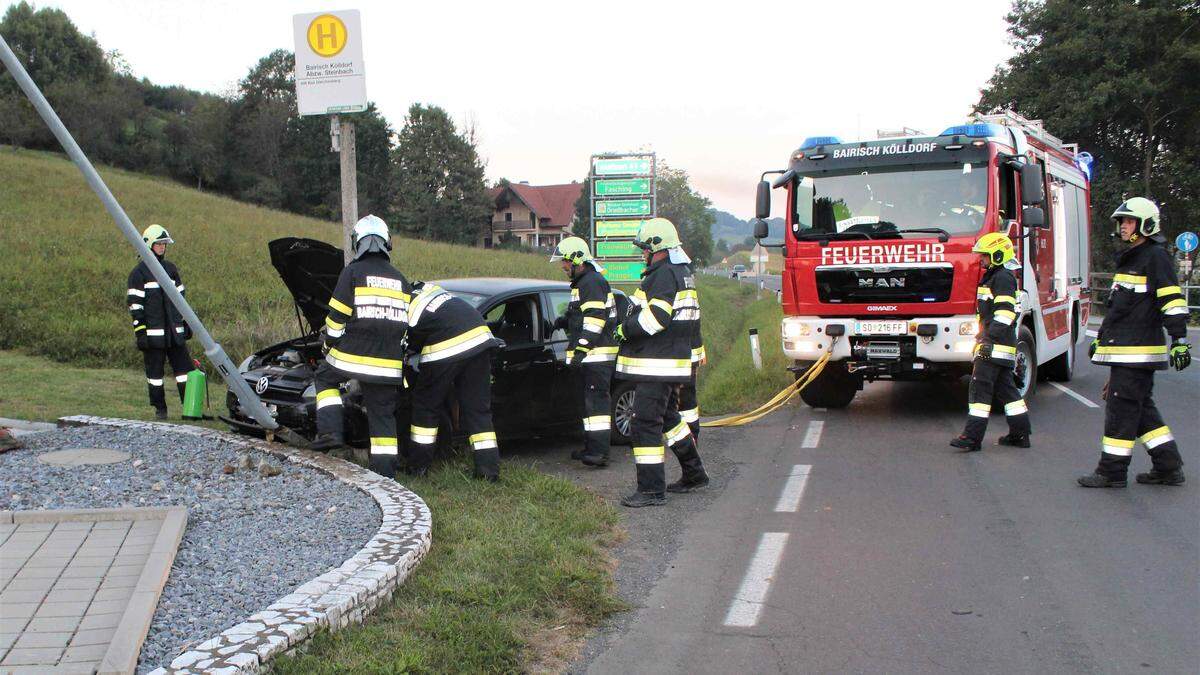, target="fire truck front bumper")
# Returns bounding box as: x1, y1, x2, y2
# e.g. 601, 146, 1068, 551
781, 315, 981, 365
